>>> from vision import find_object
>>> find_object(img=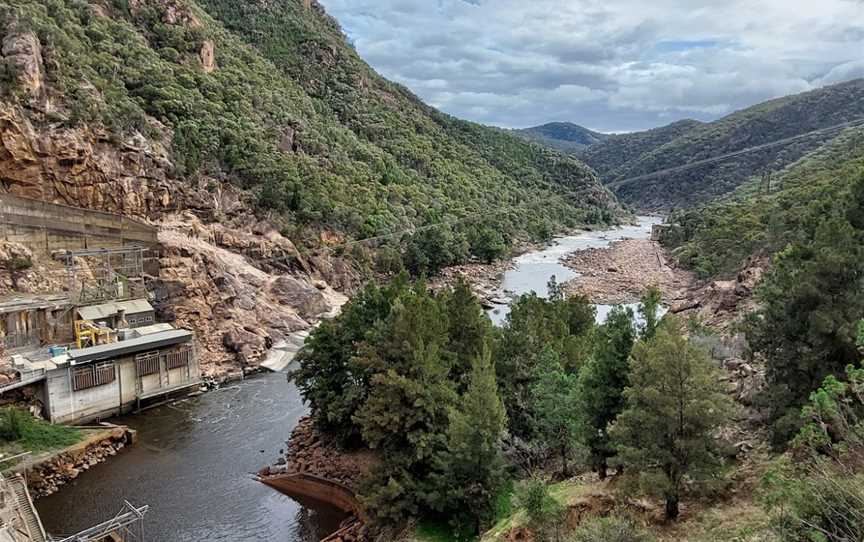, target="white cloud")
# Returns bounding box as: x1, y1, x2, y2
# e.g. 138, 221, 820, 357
320, 0, 864, 131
